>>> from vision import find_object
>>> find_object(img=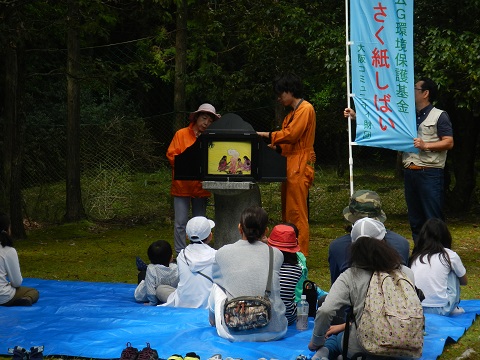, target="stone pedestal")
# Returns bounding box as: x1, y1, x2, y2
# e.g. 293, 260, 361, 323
202, 181, 261, 249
